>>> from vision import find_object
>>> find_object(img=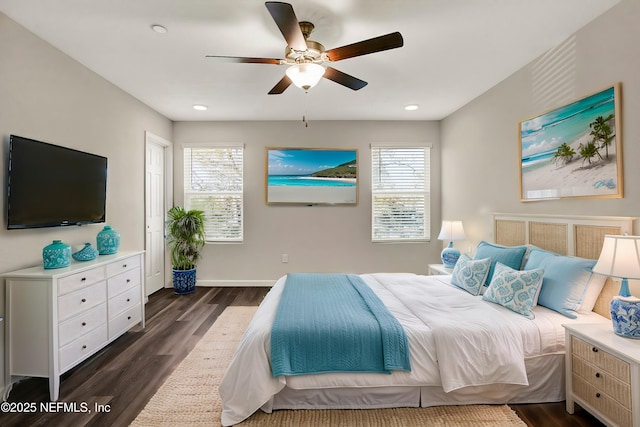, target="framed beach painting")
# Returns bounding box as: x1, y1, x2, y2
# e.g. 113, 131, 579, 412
519, 82, 623, 201
265, 147, 358, 205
